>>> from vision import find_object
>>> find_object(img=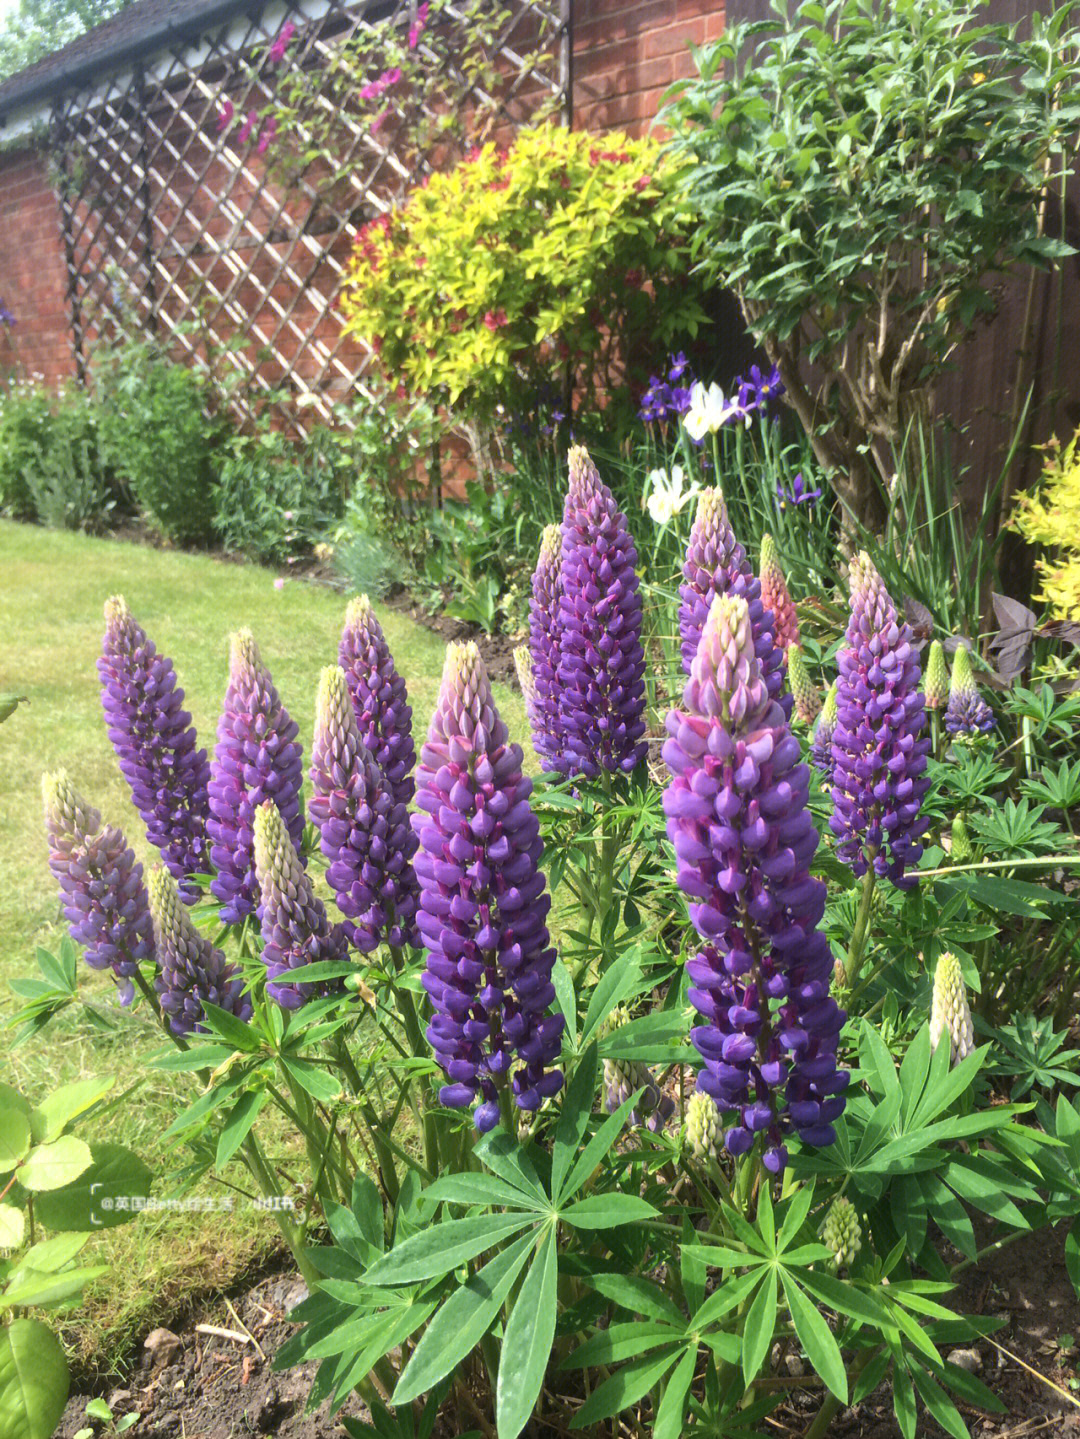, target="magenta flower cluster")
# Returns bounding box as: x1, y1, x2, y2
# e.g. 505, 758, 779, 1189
663, 595, 848, 1172
528, 446, 647, 778
829, 555, 930, 889
413, 642, 564, 1130
98, 596, 211, 903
